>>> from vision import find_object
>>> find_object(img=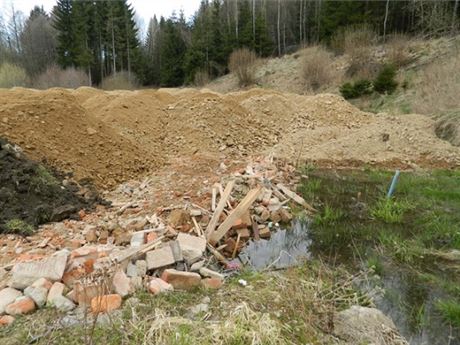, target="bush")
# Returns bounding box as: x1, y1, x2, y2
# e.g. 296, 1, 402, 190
386, 33, 413, 68
4, 219, 34, 236
332, 25, 379, 80
302, 46, 335, 91
0, 63, 27, 88
373, 64, 398, 94
340, 80, 373, 99
193, 69, 210, 87
34, 65, 89, 89
100, 71, 139, 90
228, 48, 257, 86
